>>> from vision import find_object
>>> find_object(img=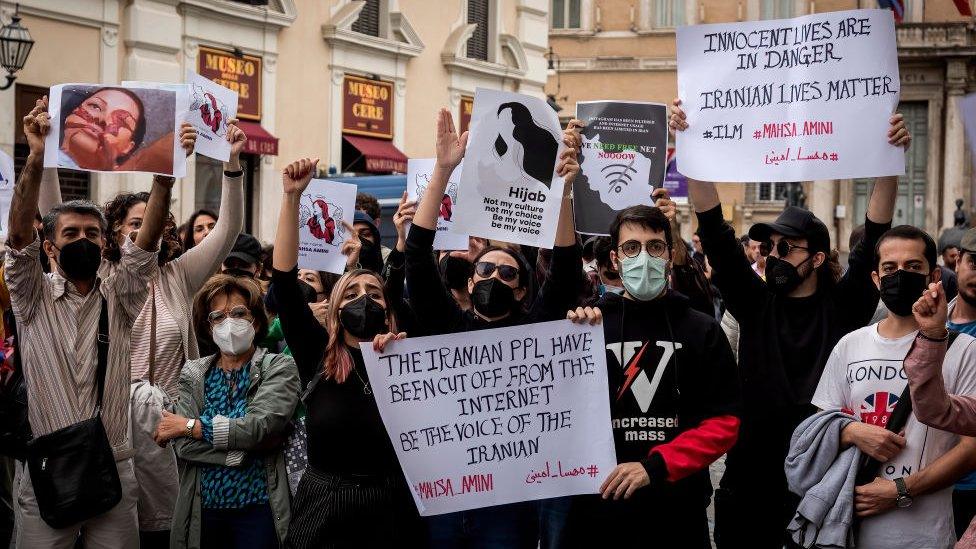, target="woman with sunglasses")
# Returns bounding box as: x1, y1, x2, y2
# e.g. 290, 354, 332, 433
404, 109, 583, 548
154, 274, 300, 549
265, 158, 424, 548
